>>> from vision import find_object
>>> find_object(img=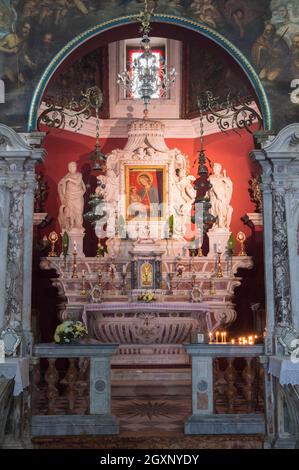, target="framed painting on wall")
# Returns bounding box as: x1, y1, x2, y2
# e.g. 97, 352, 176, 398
125, 165, 167, 221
